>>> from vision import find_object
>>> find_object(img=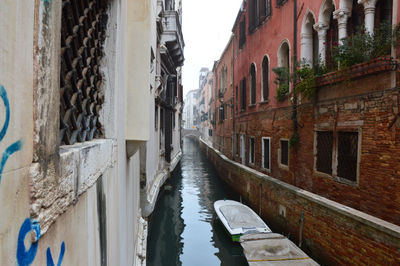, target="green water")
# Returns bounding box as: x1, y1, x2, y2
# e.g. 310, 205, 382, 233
147, 138, 248, 266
